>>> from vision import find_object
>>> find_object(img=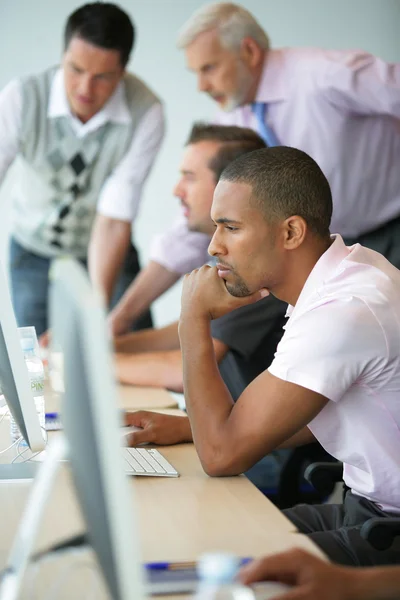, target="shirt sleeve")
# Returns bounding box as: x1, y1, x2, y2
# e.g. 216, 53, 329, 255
321, 50, 400, 117
0, 79, 22, 182
97, 102, 165, 222
149, 213, 211, 274
211, 295, 287, 357
268, 298, 388, 402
